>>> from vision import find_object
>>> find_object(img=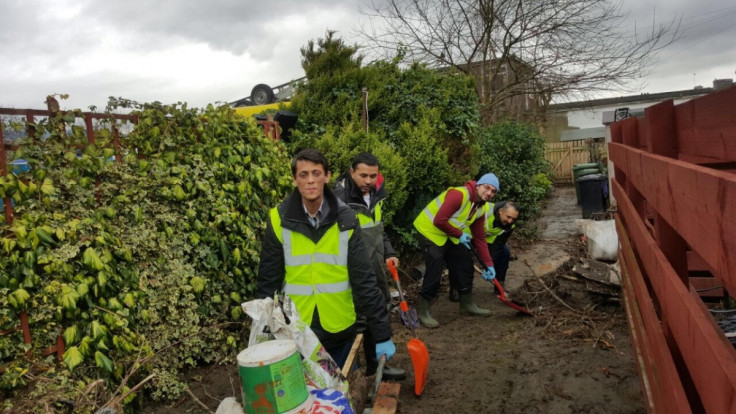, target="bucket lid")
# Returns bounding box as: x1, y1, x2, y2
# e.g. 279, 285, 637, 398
237, 339, 298, 366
